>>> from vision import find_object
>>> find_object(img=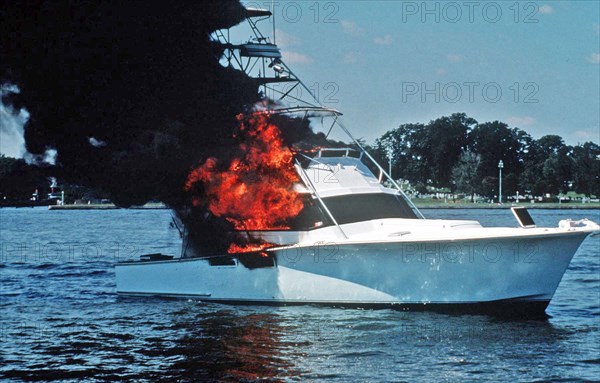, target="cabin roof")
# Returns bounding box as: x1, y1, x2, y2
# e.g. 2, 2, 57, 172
304, 156, 390, 198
